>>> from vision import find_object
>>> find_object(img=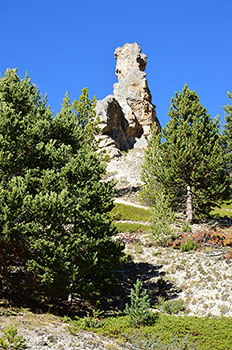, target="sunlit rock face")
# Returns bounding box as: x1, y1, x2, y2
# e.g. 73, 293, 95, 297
96, 42, 160, 159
